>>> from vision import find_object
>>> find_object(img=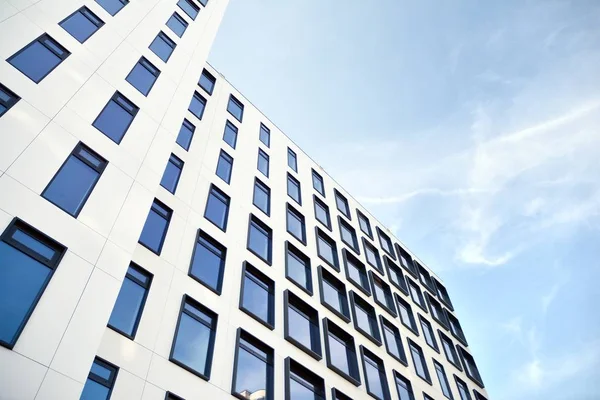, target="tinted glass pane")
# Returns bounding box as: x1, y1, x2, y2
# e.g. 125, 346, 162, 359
411, 346, 427, 378
347, 261, 363, 284
328, 333, 350, 374
287, 211, 304, 241
176, 121, 194, 150
227, 98, 243, 121
336, 195, 348, 215
317, 237, 334, 264
149, 34, 174, 62
257, 152, 269, 176
199, 72, 215, 94
160, 157, 182, 193
253, 183, 269, 214
94, 99, 134, 143
289, 307, 312, 349
288, 178, 300, 202
177, 0, 198, 19
399, 304, 411, 326
260, 125, 270, 146
288, 150, 297, 171
365, 246, 378, 266
0, 104, 8, 115
11, 230, 56, 260
0, 243, 51, 344
60, 10, 100, 43
248, 223, 269, 260
315, 203, 329, 226
374, 283, 387, 303
243, 274, 269, 322
322, 280, 342, 312
10, 41, 62, 83
216, 154, 232, 183
126, 61, 157, 95
96, 0, 126, 15
365, 360, 385, 399
189, 94, 206, 119
421, 321, 436, 348
81, 379, 110, 400
359, 216, 371, 235
355, 305, 372, 335
166, 14, 187, 37
384, 327, 400, 357
43, 156, 98, 216
287, 251, 308, 288
290, 378, 318, 400
223, 122, 237, 148
139, 208, 168, 252
234, 346, 268, 395
205, 191, 228, 229
108, 276, 145, 336
396, 377, 412, 400
436, 364, 452, 398
190, 238, 223, 291
172, 312, 211, 374
340, 226, 356, 248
